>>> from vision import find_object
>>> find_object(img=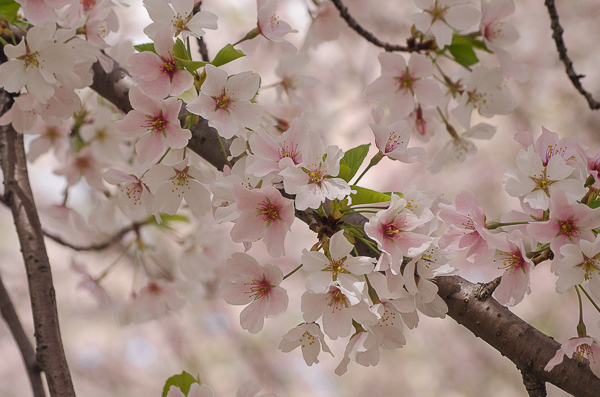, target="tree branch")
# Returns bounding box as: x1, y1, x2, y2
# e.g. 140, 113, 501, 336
544, 0, 600, 110
0, 90, 76, 397
87, 59, 600, 397
43, 225, 134, 252
0, 270, 46, 397
330, 0, 435, 52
